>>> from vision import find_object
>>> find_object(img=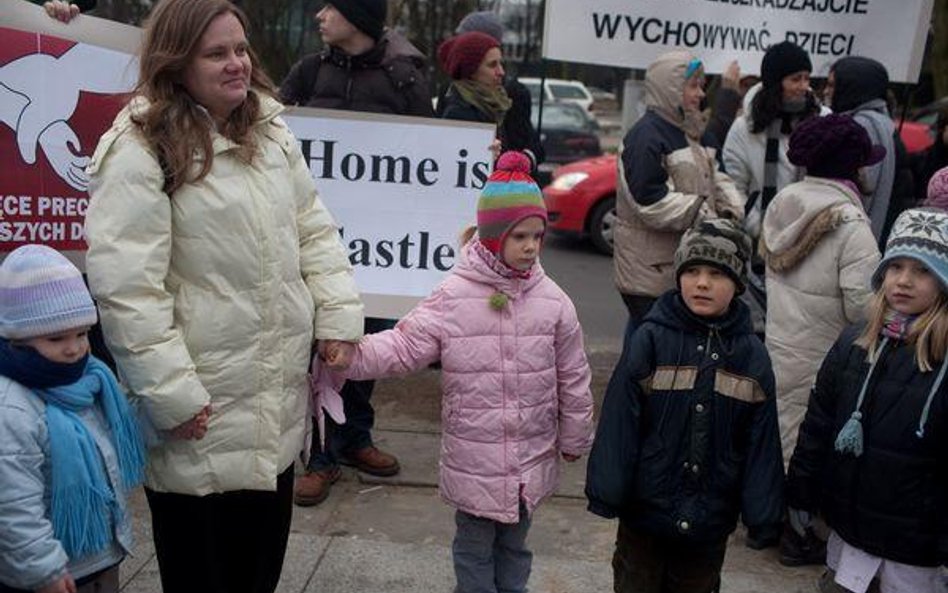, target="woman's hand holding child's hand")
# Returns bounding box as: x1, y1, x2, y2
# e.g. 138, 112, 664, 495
37, 574, 76, 593
169, 404, 211, 440
319, 340, 355, 370
561, 453, 581, 462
